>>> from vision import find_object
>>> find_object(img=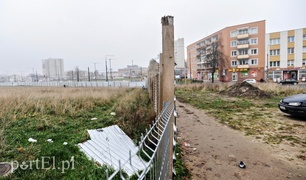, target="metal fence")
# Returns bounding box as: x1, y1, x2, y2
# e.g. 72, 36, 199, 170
107, 101, 175, 179
0, 81, 146, 88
